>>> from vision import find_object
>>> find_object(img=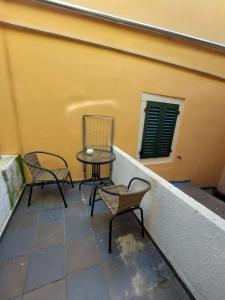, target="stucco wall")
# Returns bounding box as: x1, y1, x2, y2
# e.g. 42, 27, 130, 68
0, 155, 25, 237
112, 146, 225, 300
0, 27, 21, 154
1, 1, 225, 186
217, 165, 225, 194
69, 0, 225, 45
